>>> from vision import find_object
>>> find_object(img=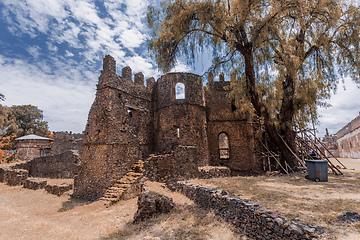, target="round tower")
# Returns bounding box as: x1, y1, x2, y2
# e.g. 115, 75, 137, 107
154, 72, 209, 165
